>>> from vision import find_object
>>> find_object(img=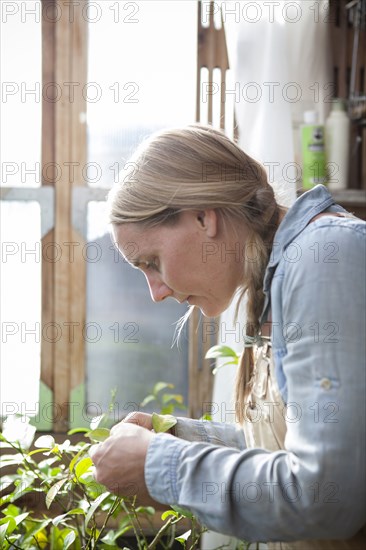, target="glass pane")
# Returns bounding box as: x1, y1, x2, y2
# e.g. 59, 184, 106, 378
0, 1, 42, 188
85, 202, 189, 416
85, 1, 196, 414
87, 0, 197, 188
0, 201, 41, 417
